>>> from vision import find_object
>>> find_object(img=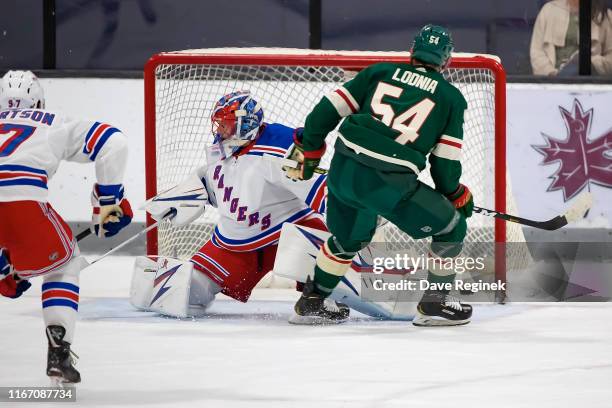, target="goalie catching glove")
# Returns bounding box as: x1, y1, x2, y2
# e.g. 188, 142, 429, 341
446, 183, 473, 218
285, 128, 326, 181
0, 248, 31, 299
91, 183, 133, 238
